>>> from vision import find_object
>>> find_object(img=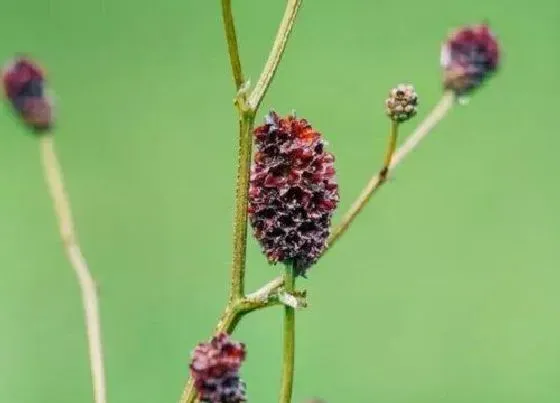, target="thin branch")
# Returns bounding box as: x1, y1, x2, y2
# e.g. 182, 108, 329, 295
39, 135, 107, 403
248, 0, 303, 111
327, 90, 456, 251
221, 0, 244, 89
229, 108, 254, 300
278, 265, 296, 403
